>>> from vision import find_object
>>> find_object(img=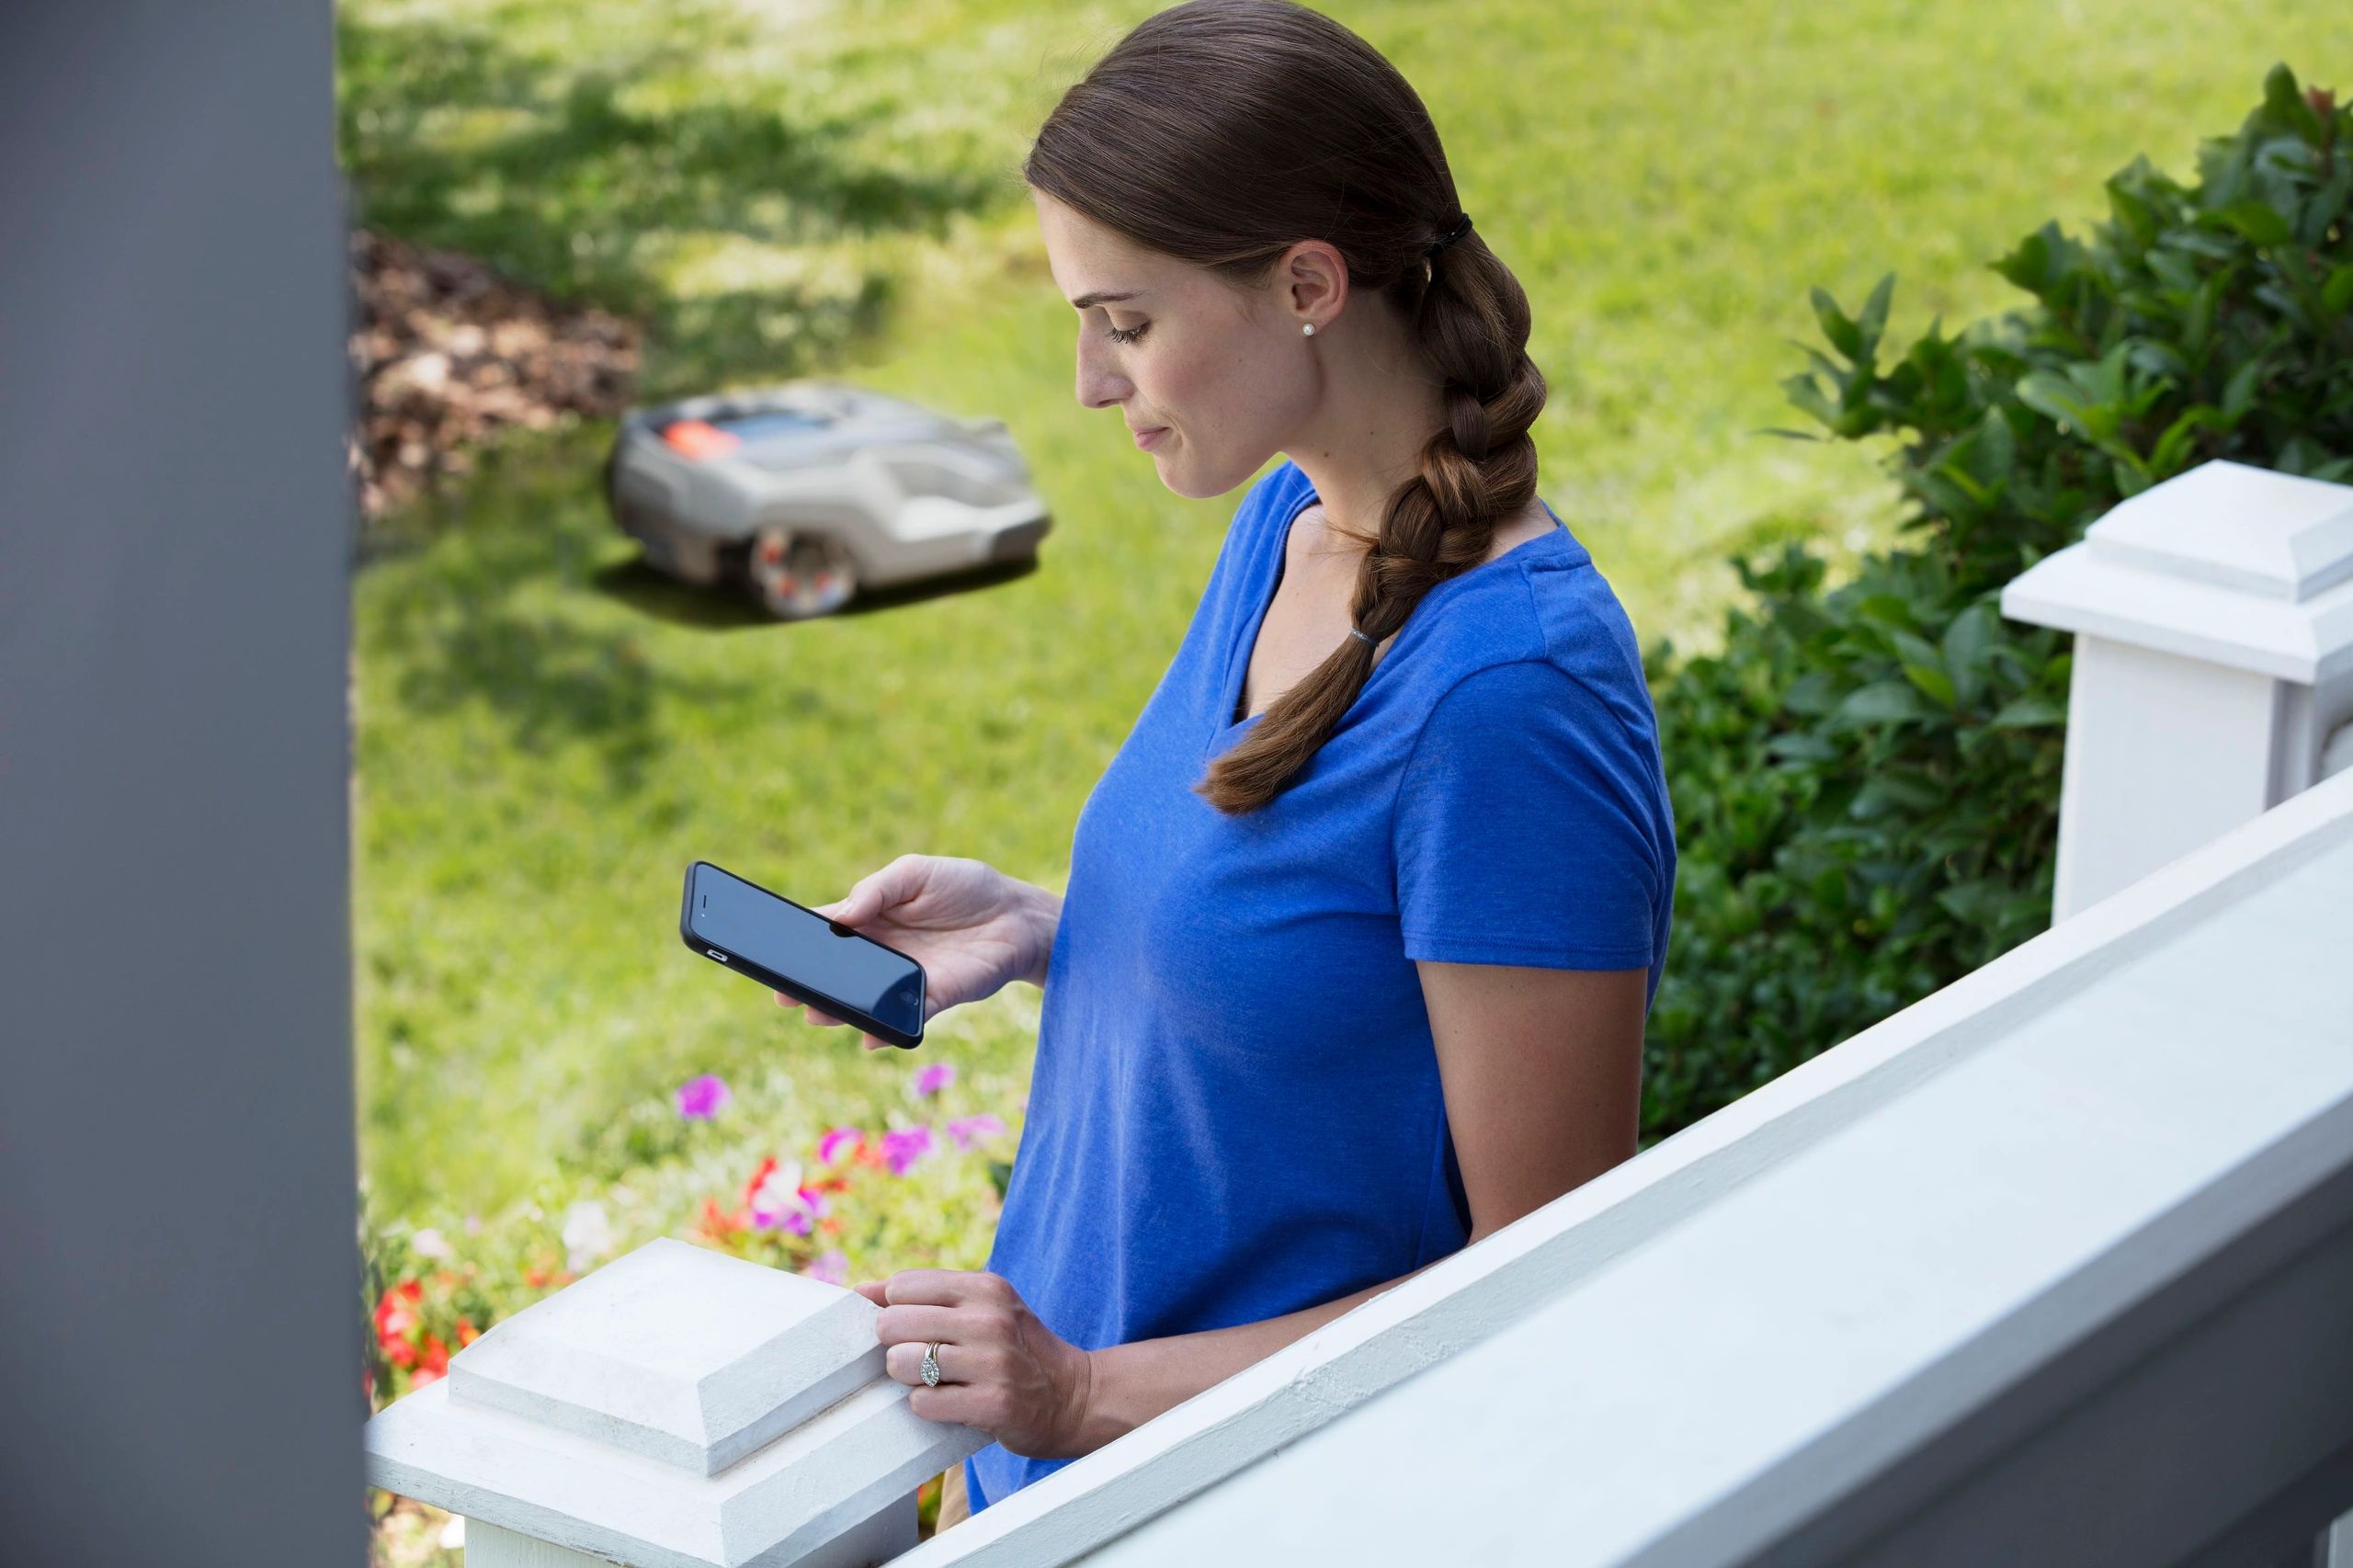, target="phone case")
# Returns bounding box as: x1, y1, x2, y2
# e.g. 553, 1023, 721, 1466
679, 860, 926, 1049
